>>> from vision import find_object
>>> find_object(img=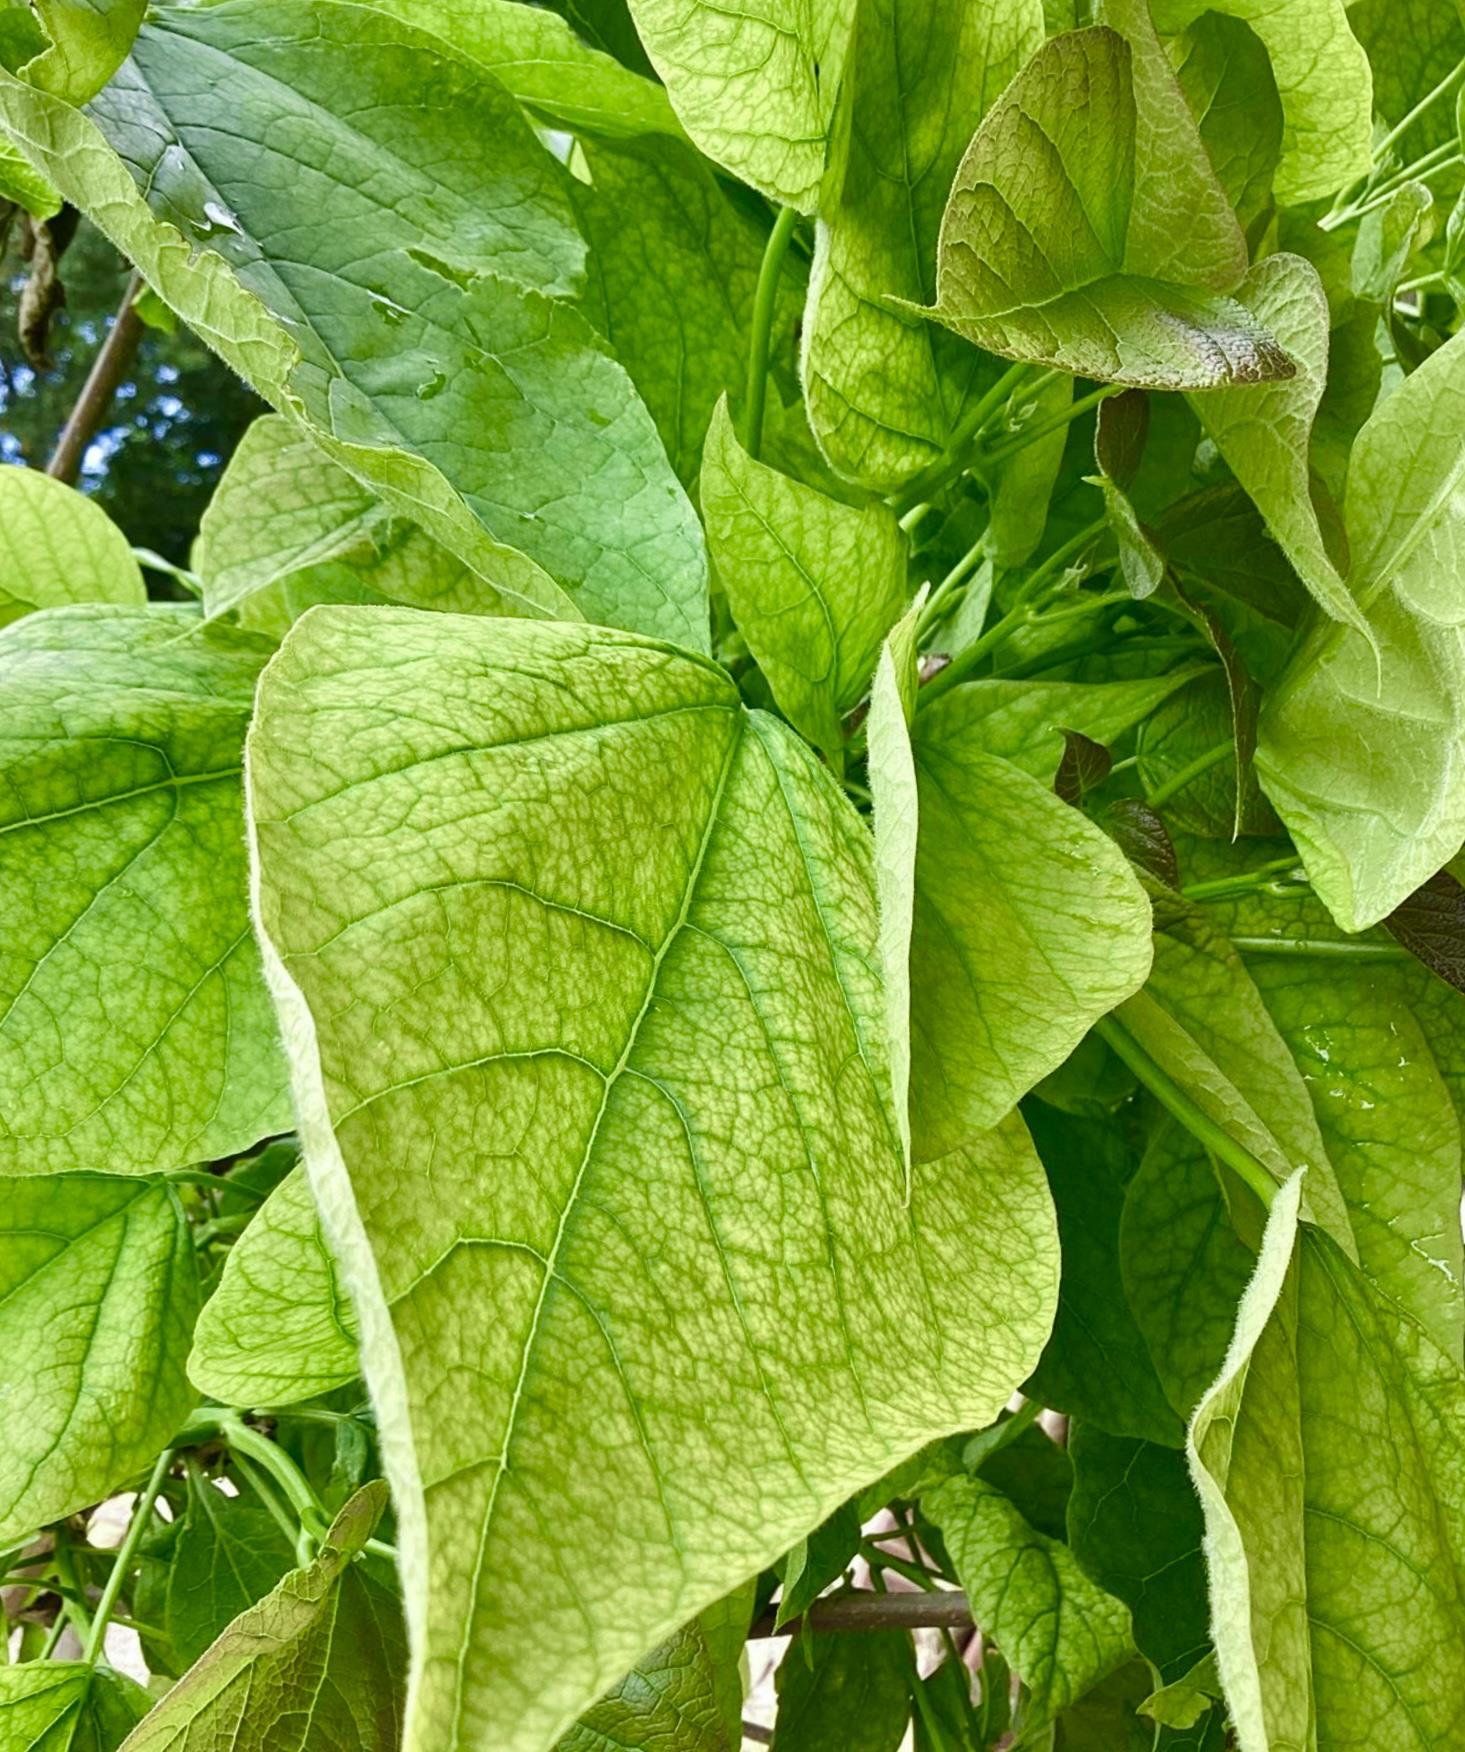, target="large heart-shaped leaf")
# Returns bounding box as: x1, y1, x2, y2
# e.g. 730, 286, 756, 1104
246, 608, 1060, 1752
